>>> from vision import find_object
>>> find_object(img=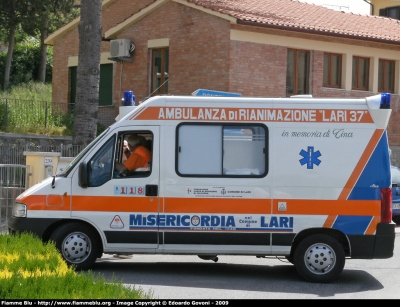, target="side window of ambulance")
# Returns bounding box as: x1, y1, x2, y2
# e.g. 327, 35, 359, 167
88, 136, 115, 187
115, 131, 153, 178
176, 124, 267, 177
